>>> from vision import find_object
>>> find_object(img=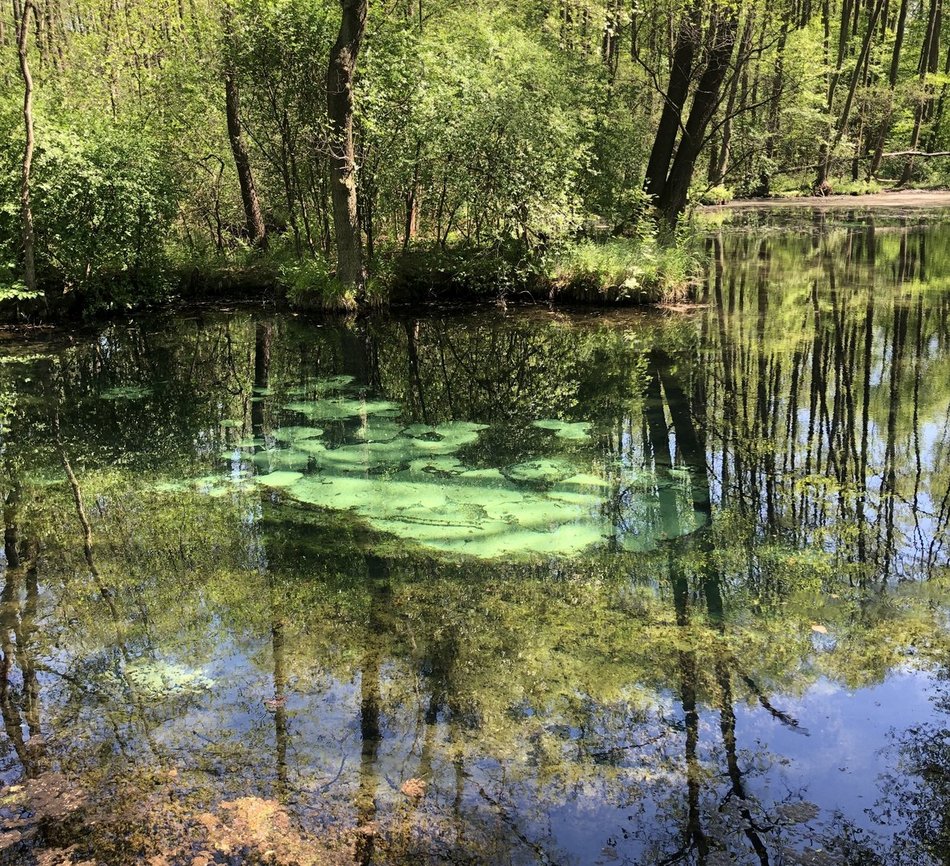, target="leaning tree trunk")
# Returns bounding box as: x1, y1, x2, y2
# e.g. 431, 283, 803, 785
657, 9, 740, 225
16, 0, 37, 298
643, 0, 700, 200
223, 9, 266, 249
327, 0, 368, 293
